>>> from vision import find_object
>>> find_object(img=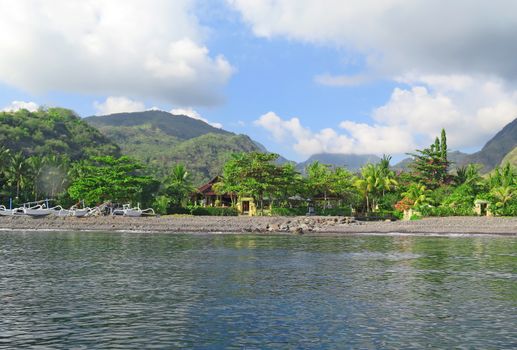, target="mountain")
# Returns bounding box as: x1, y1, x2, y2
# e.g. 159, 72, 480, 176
0, 108, 120, 159
448, 151, 471, 167
500, 146, 517, 167
297, 153, 381, 173
157, 133, 261, 184
85, 110, 264, 183
85, 110, 231, 141
391, 157, 413, 172
463, 118, 517, 171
